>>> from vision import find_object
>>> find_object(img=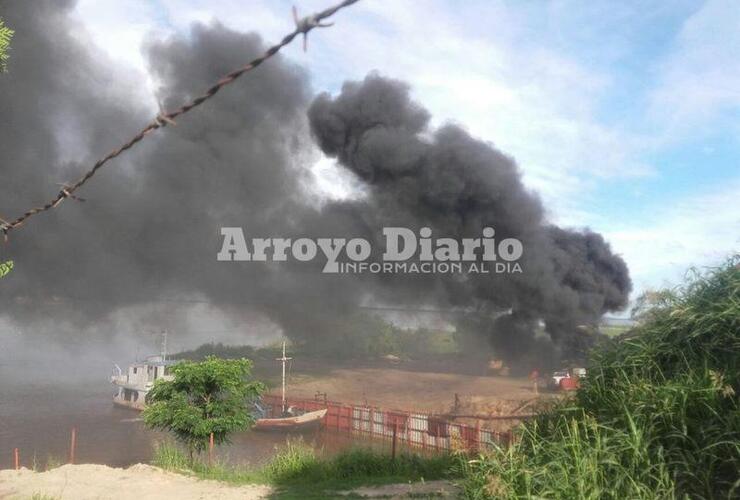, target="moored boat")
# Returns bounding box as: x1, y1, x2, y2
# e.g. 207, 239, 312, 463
254, 408, 328, 431
110, 355, 175, 410
253, 341, 327, 432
